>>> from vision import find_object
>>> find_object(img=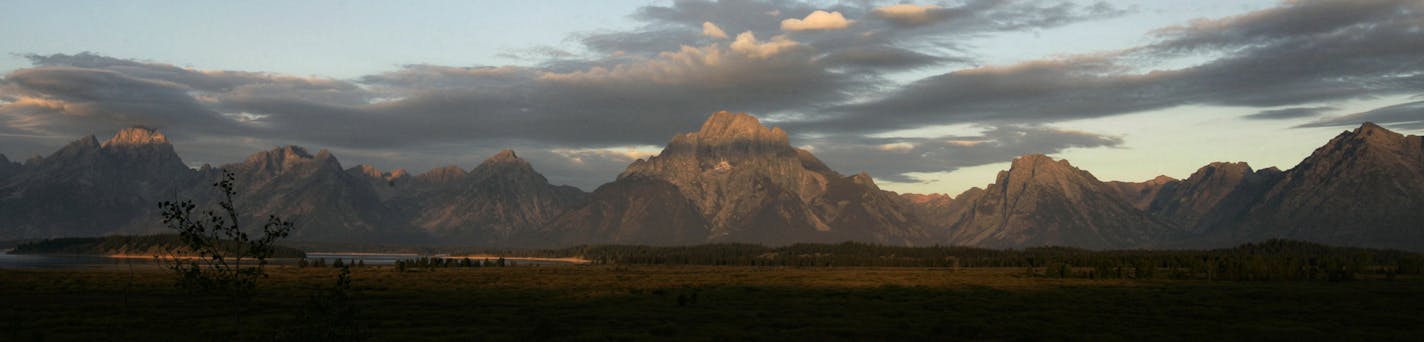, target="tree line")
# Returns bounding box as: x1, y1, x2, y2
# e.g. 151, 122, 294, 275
393, 256, 511, 272
527, 240, 1423, 281
9, 234, 305, 259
